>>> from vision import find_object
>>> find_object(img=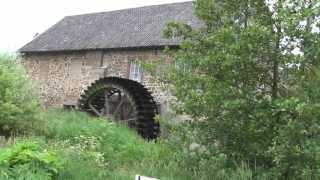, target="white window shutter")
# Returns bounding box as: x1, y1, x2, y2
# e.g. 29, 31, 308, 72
129, 61, 142, 82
